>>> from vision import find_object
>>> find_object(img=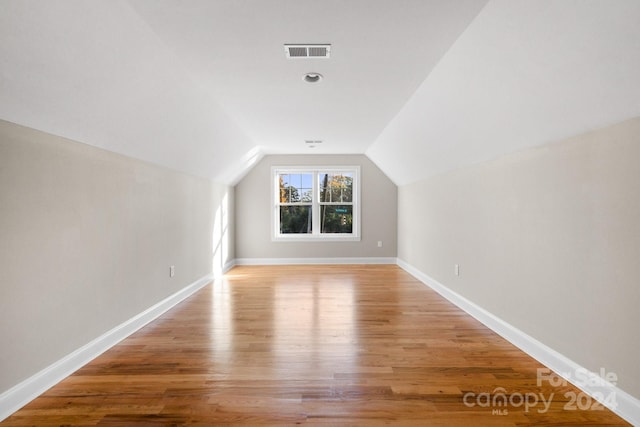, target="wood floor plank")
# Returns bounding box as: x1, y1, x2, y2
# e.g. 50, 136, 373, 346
2, 265, 631, 425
